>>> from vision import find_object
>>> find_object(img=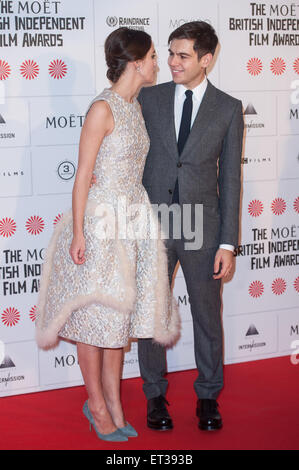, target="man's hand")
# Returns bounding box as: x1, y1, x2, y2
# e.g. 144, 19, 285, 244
90, 173, 96, 188
213, 248, 234, 280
